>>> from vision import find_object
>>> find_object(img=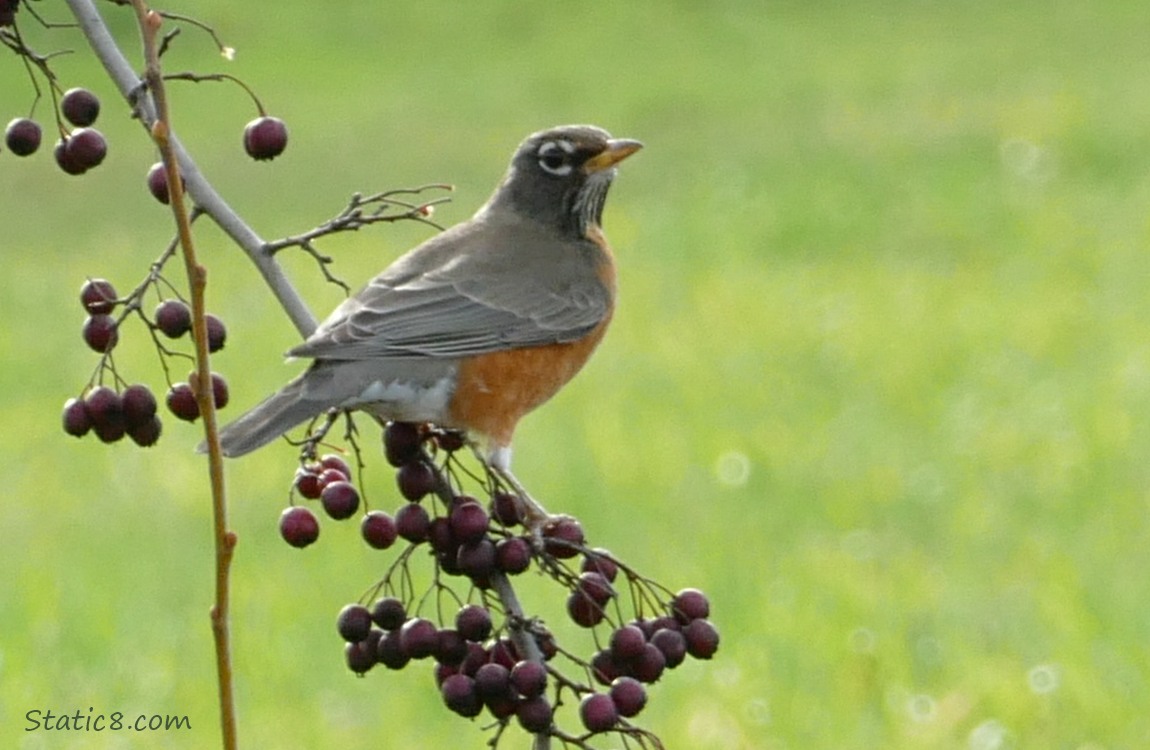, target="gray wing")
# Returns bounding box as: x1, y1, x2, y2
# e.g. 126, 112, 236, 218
288, 217, 612, 361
